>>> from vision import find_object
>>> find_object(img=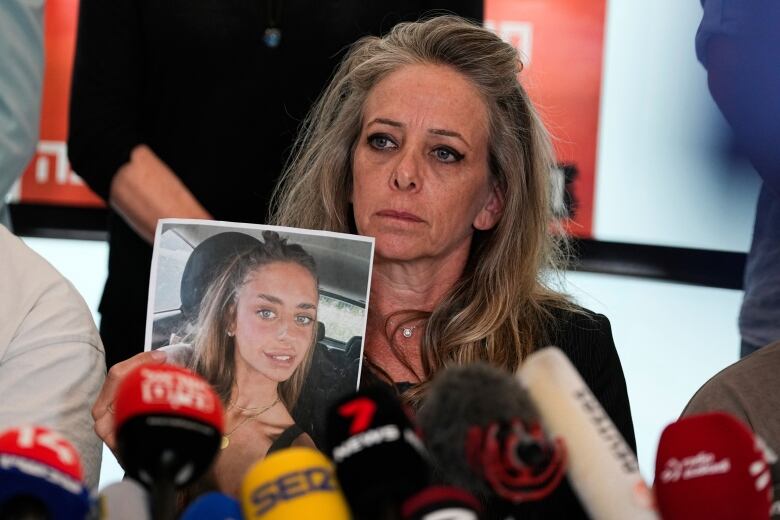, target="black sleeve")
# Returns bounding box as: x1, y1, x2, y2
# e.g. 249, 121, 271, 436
67, 0, 143, 202
549, 310, 637, 453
